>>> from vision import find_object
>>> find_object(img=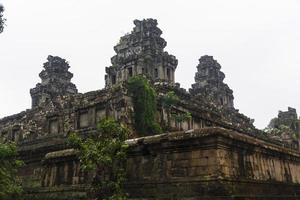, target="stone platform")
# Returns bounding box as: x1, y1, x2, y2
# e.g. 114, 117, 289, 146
22, 128, 300, 199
